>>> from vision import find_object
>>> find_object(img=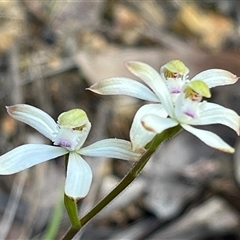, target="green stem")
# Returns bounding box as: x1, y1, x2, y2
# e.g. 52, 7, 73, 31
64, 194, 81, 228
62, 126, 181, 239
